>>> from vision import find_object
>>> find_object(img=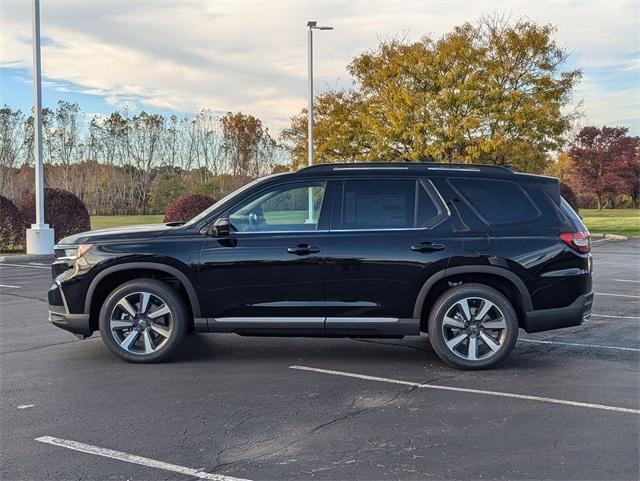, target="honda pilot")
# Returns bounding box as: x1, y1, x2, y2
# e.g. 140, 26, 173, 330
48, 163, 593, 369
